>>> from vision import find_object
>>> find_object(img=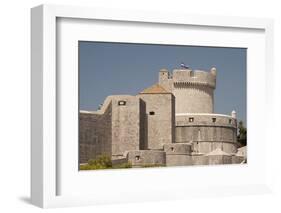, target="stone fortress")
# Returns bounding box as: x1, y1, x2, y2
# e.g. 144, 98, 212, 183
79, 66, 247, 167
